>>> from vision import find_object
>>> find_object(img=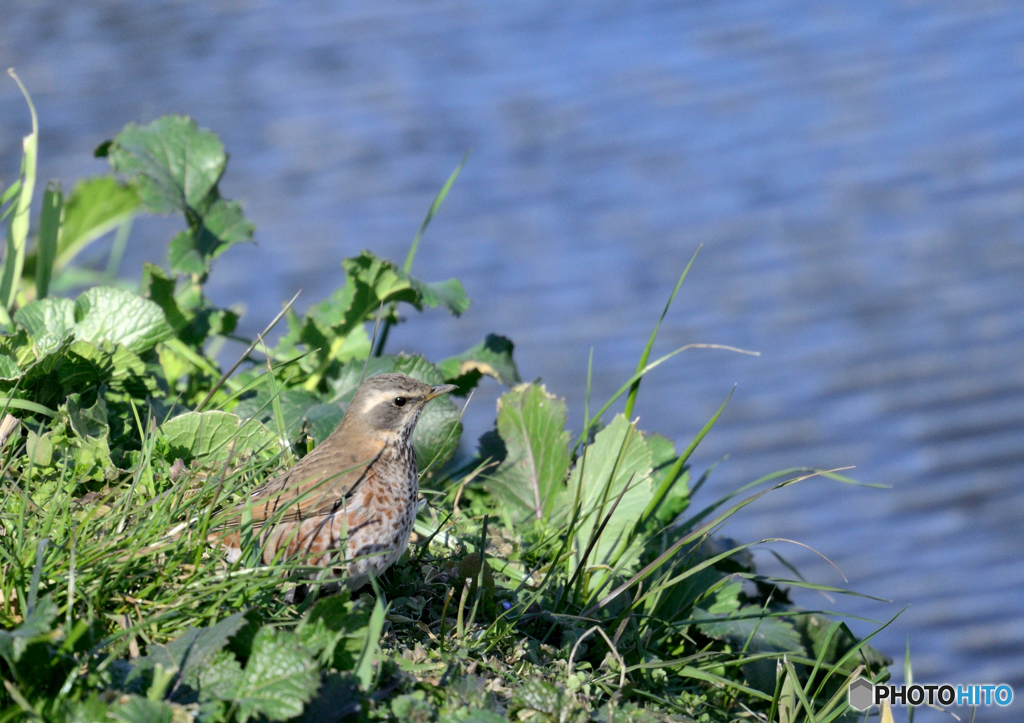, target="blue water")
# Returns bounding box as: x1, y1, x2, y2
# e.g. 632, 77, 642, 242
2, 2, 1023, 720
